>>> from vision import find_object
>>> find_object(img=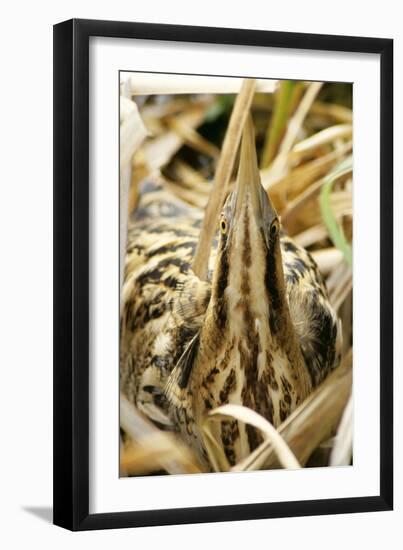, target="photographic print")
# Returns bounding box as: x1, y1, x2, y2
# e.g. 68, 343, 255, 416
119, 73, 353, 476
